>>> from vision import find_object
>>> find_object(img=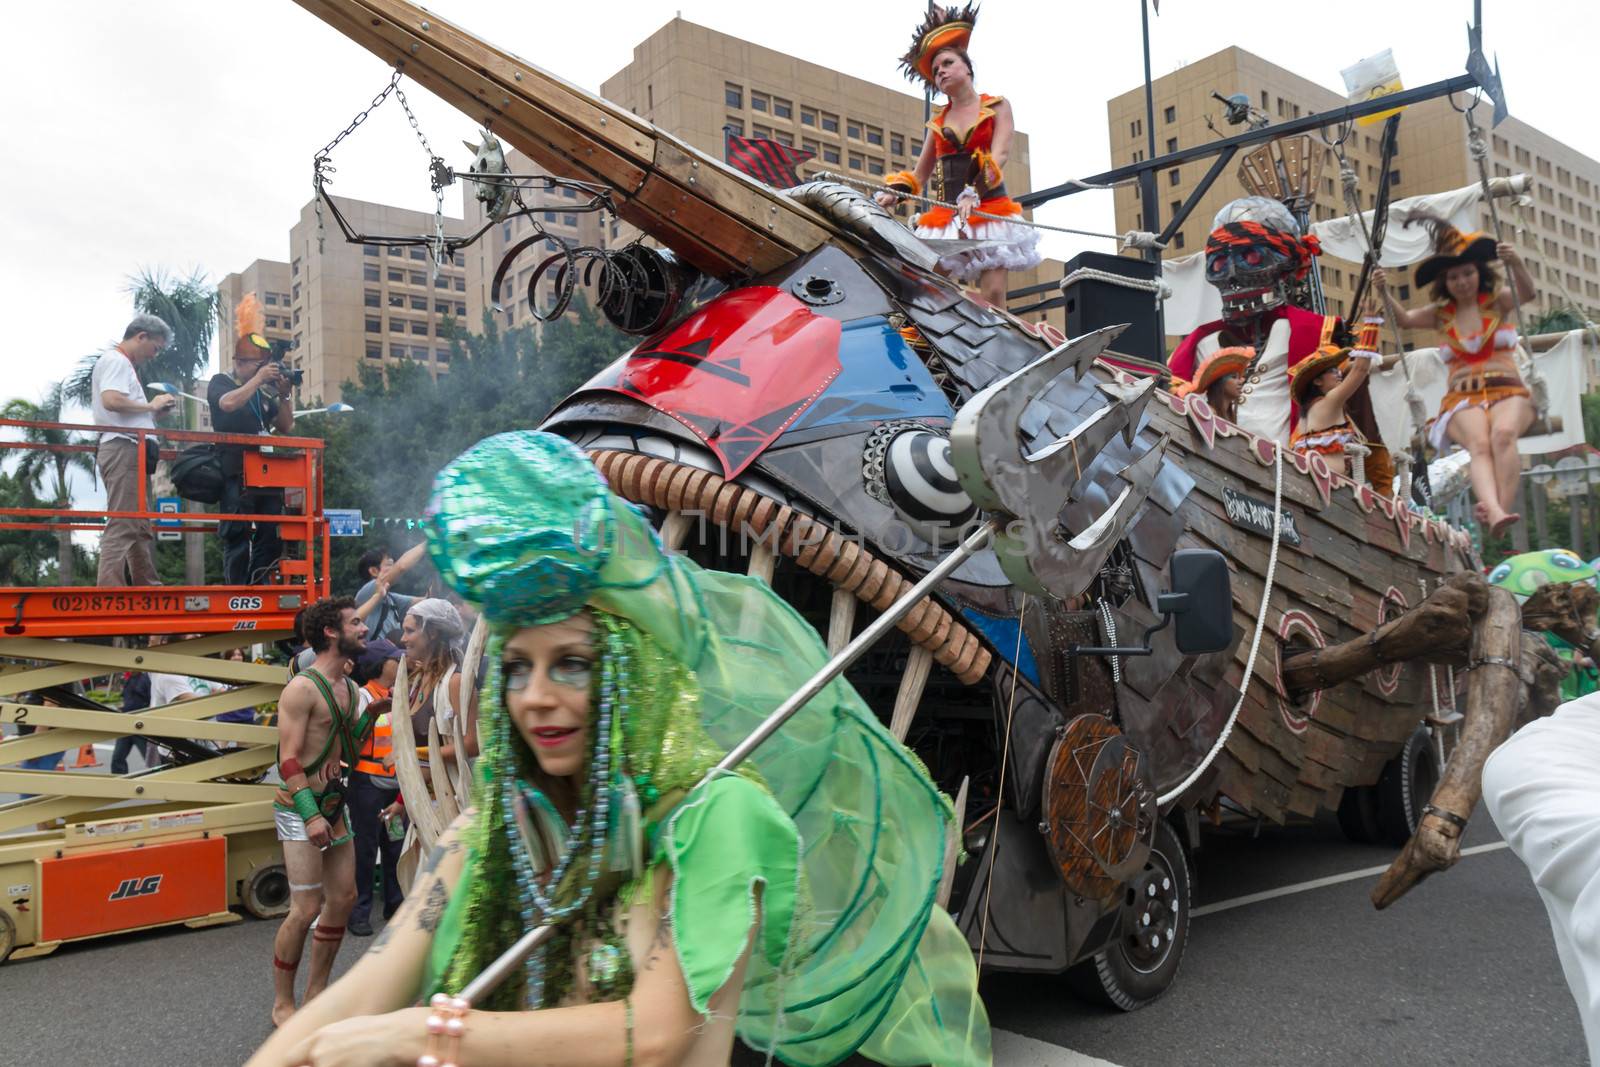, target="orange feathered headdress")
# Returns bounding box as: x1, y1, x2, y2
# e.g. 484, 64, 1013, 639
234, 293, 271, 358
899, 3, 979, 86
